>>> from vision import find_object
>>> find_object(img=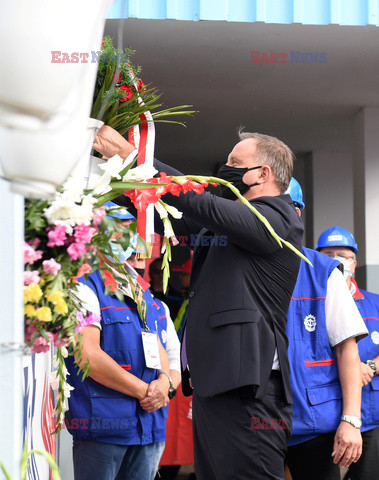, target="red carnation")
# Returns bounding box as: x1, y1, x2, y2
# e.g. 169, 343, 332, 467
137, 79, 145, 91
113, 73, 123, 84
119, 85, 134, 103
